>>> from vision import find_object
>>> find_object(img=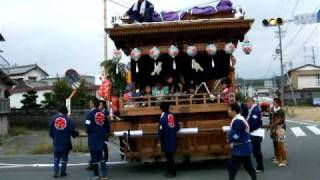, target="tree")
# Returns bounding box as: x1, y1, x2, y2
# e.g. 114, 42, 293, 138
71, 79, 89, 108
21, 90, 40, 109
101, 60, 127, 97
52, 78, 72, 107
41, 92, 57, 108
